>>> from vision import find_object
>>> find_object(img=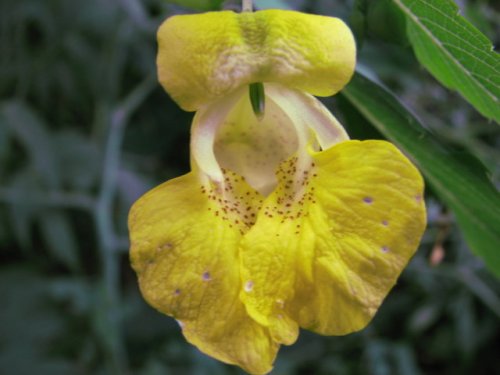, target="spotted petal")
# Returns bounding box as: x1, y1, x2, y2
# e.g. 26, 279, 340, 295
239, 140, 426, 339
129, 172, 278, 374
157, 10, 356, 111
